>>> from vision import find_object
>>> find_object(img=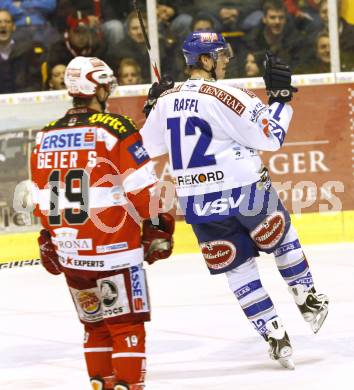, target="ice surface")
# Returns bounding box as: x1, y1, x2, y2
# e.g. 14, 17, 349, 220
0, 243, 353, 389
